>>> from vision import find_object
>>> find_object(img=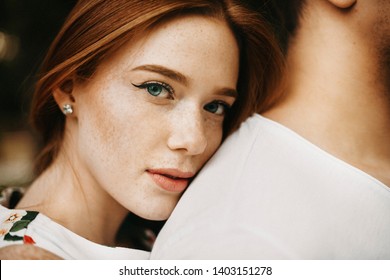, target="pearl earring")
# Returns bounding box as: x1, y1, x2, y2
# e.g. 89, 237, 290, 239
62, 104, 73, 115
